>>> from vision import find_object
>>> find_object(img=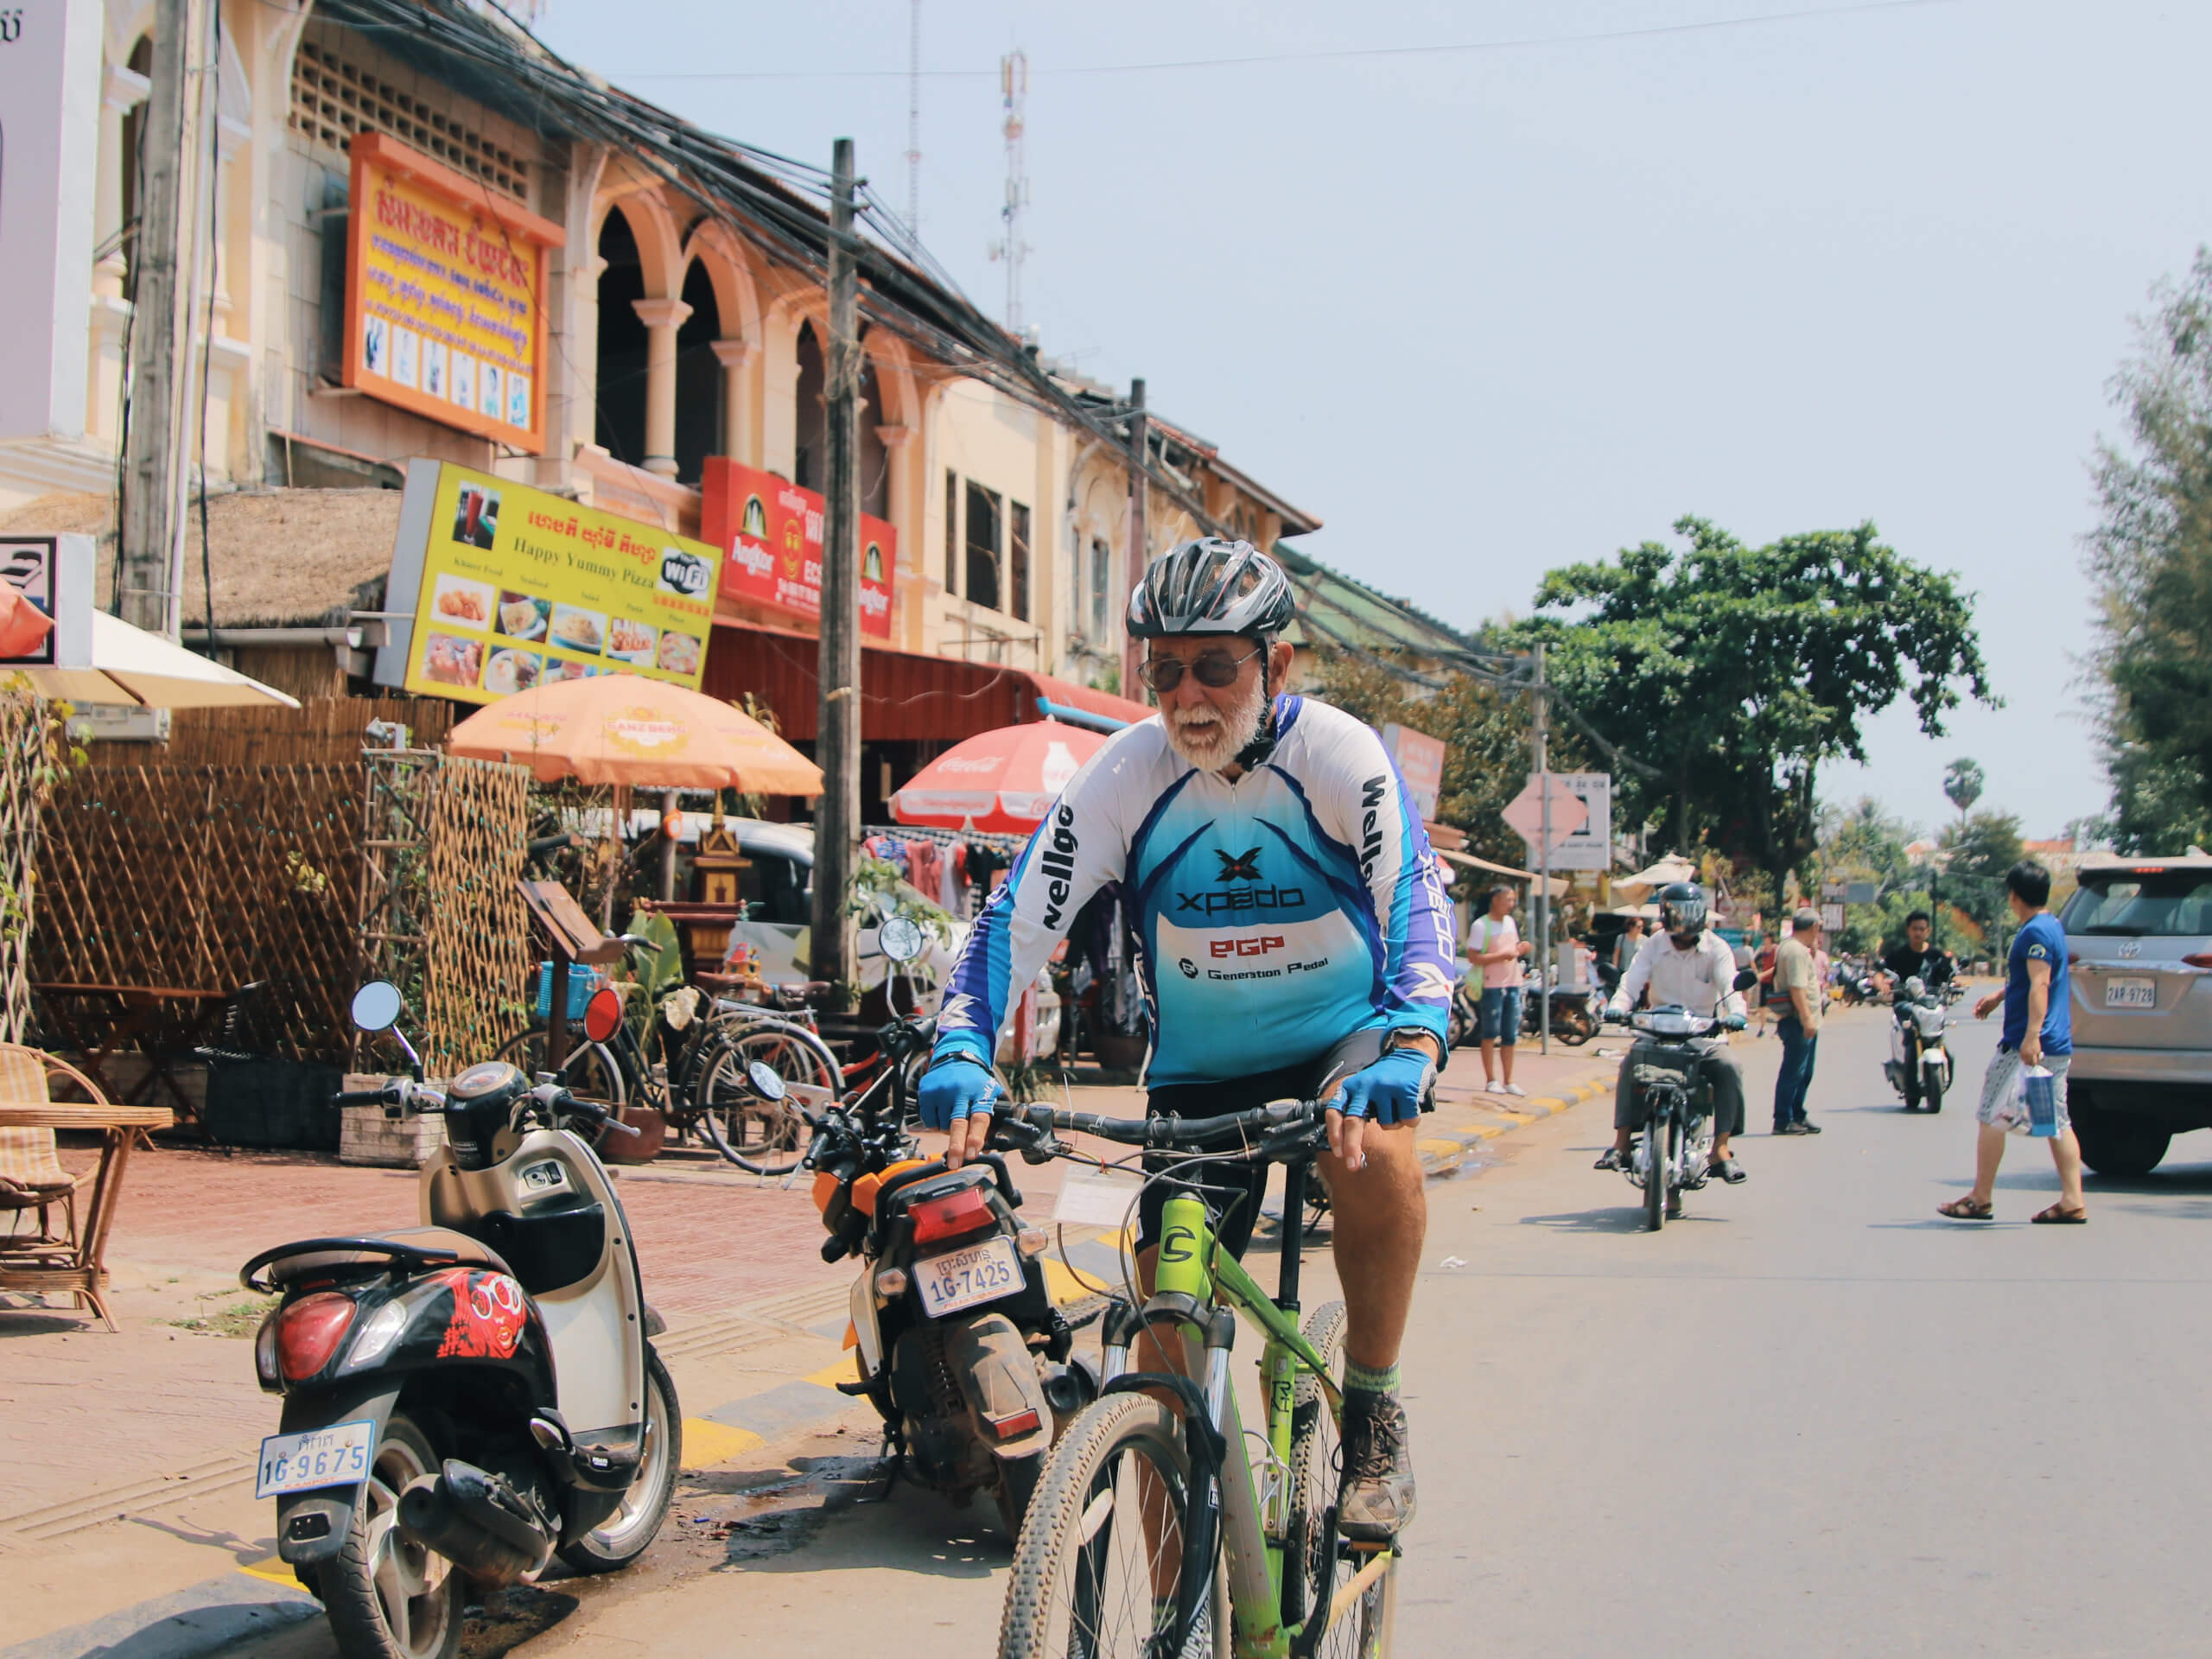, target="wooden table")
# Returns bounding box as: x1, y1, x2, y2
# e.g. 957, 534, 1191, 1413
31, 983, 232, 1122
0, 1102, 173, 1331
